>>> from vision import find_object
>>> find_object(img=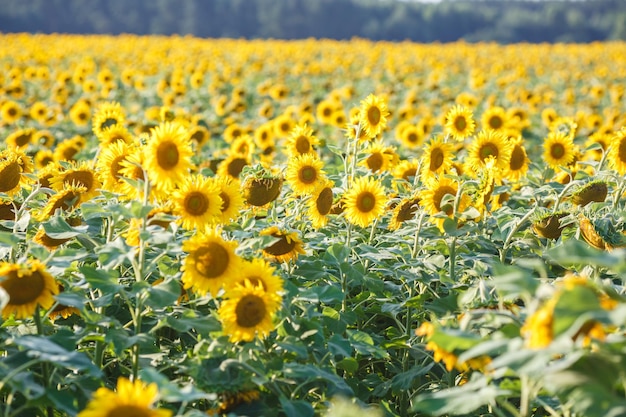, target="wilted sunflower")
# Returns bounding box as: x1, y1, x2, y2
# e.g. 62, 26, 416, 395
467, 129, 513, 174
359, 94, 390, 139
181, 230, 242, 297
260, 226, 306, 263
49, 161, 101, 201
33, 225, 73, 250
542, 131, 575, 170
608, 127, 626, 175
343, 176, 388, 228
444, 105, 475, 141
77, 377, 172, 417
218, 280, 281, 343
285, 153, 326, 196
389, 195, 421, 231
307, 180, 335, 229
532, 211, 570, 240
420, 136, 454, 181
571, 180, 608, 207
0, 259, 59, 319
284, 123, 319, 157
0, 147, 33, 197
92, 101, 126, 139
173, 174, 222, 231
144, 122, 194, 190
503, 136, 530, 182
6, 128, 36, 149
242, 169, 283, 207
